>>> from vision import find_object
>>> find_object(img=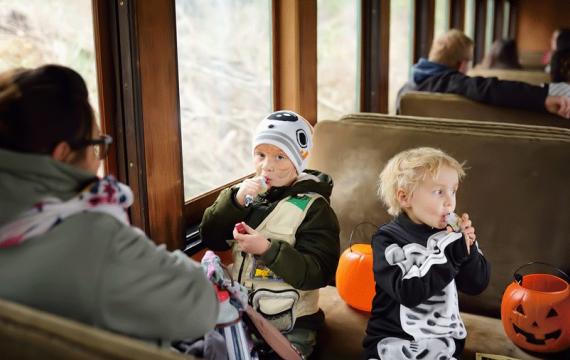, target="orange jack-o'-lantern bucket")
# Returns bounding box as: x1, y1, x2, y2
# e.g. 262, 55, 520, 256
336, 222, 377, 312
501, 262, 570, 353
